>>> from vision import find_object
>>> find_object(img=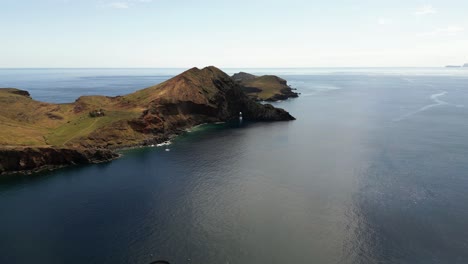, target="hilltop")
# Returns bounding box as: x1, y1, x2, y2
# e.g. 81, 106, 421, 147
0, 66, 295, 174
232, 72, 299, 101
